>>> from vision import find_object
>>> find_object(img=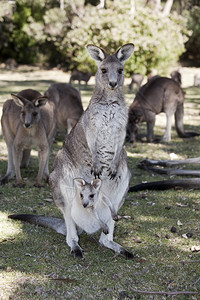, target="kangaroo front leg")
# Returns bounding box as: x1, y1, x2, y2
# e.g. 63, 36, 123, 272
99, 218, 133, 259
102, 196, 118, 221
108, 133, 125, 179
91, 142, 103, 178
63, 207, 83, 258
92, 208, 109, 234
